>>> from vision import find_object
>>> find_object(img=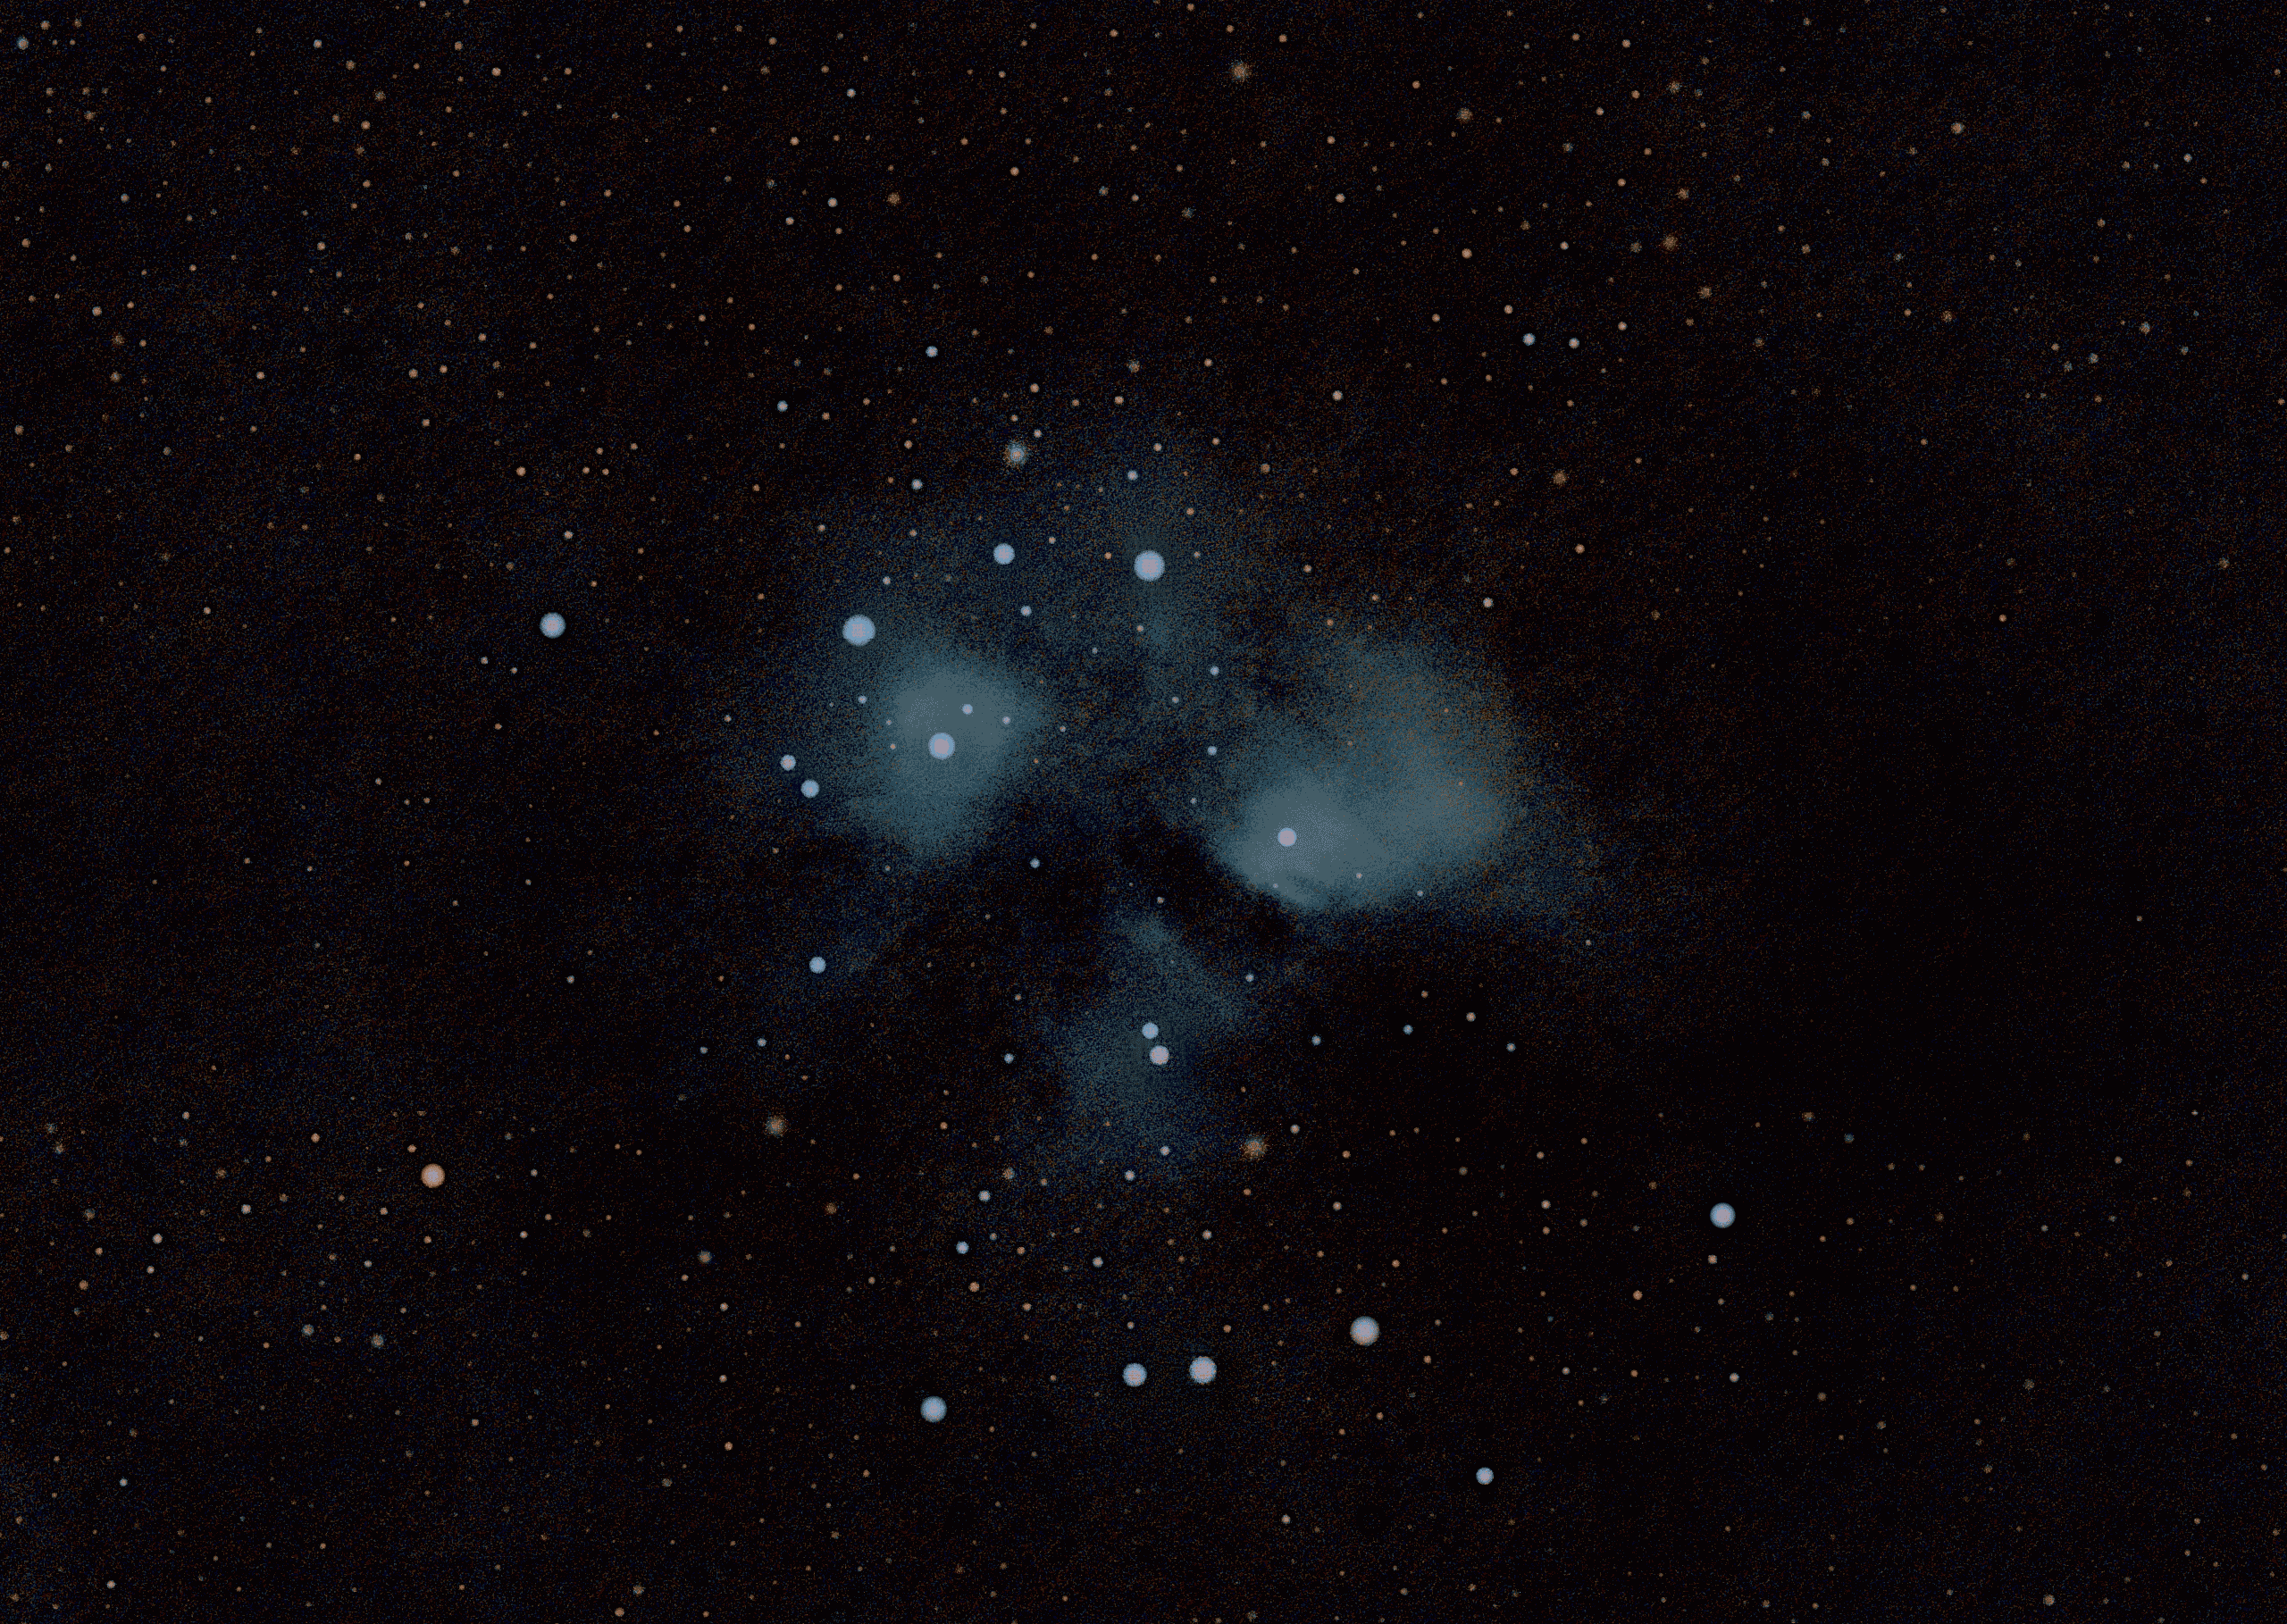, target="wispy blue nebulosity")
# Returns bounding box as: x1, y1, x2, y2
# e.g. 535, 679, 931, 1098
1195, 643, 1521, 915
713, 431, 1612, 1156
1222, 773, 1405, 908
840, 654, 1043, 856
1046, 910, 1247, 1163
